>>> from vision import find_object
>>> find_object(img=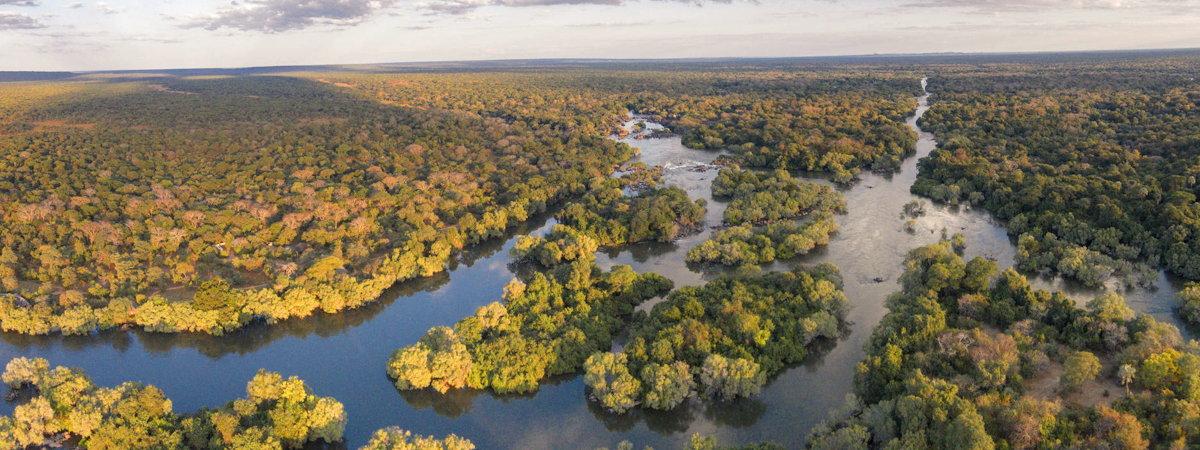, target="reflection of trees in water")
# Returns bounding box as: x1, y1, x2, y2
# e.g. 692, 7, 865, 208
603, 240, 680, 264
0, 271, 453, 358
641, 401, 697, 434
793, 329, 847, 372
137, 272, 452, 357
587, 397, 640, 432
0, 328, 136, 354
702, 397, 767, 429
398, 371, 572, 419
0, 212, 557, 358
584, 391, 699, 434
682, 260, 747, 280
398, 387, 483, 418
586, 393, 766, 433
301, 438, 348, 450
